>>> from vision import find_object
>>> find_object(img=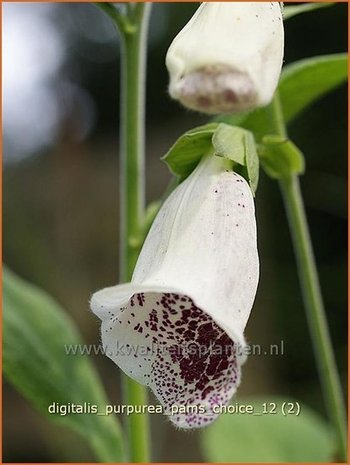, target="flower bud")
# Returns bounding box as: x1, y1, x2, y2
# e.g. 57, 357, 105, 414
91, 154, 259, 428
166, 2, 284, 114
